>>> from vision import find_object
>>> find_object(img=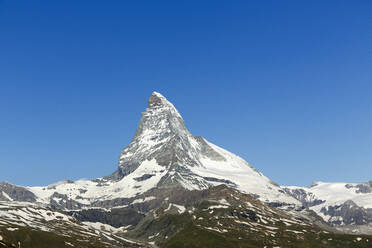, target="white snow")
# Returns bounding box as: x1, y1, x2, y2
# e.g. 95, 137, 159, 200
208, 205, 229, 209
287, 182, 372, 222
173, 204, 186, 214
234, 220, 250, 226
218, 199, 230, 205
132, 196, 156, 204
28, 159, 167, 205
6, 227, 19, 231
190, 138, 299, 205
265, 226, 278, 230
0, 201, 140, 245
204, 227, 228, 233
1, 192, 13, 201
82, 221, 123, 233
164, 203, 186, 214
